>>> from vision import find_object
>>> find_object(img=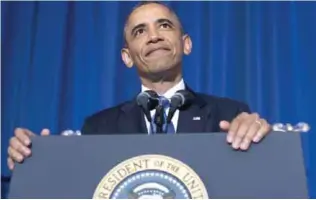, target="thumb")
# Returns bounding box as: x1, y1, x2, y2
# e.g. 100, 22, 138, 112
40, 128, 50, 136
219, 120, 231, 130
